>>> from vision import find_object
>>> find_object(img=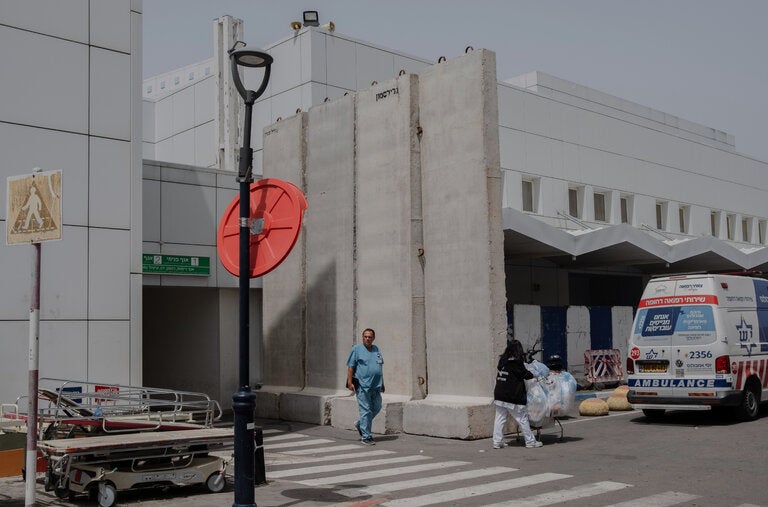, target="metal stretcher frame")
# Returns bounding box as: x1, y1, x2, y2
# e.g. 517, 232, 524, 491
39, 428, 235, 502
